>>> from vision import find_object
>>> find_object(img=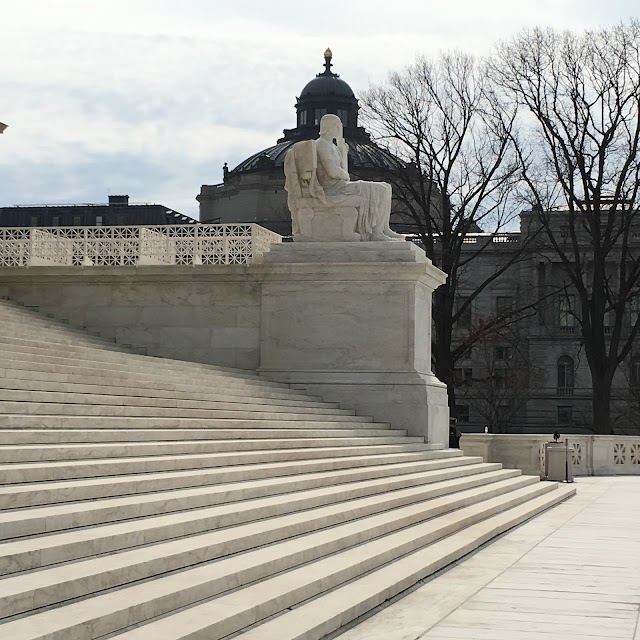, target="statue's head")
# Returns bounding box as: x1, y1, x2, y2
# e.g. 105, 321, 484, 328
319, 114, 343, 139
